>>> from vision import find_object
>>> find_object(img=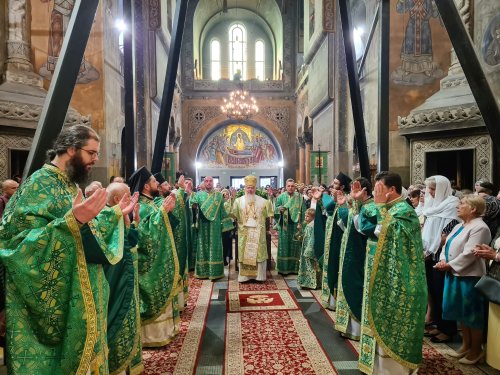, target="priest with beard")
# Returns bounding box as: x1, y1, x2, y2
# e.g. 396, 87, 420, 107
154, 172, 171, 198
127, 167, 180, 348
231, 175, 274, 282
0, 125, 136, 374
